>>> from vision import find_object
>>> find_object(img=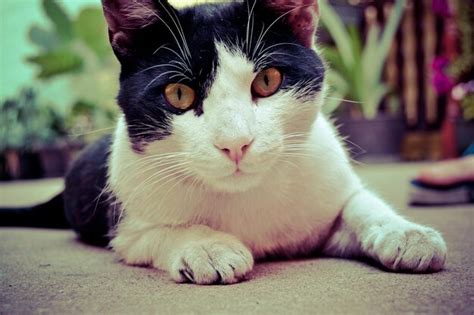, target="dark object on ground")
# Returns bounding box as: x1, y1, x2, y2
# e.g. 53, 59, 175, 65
335, 113, 405, 161
409, 179, 474, 206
